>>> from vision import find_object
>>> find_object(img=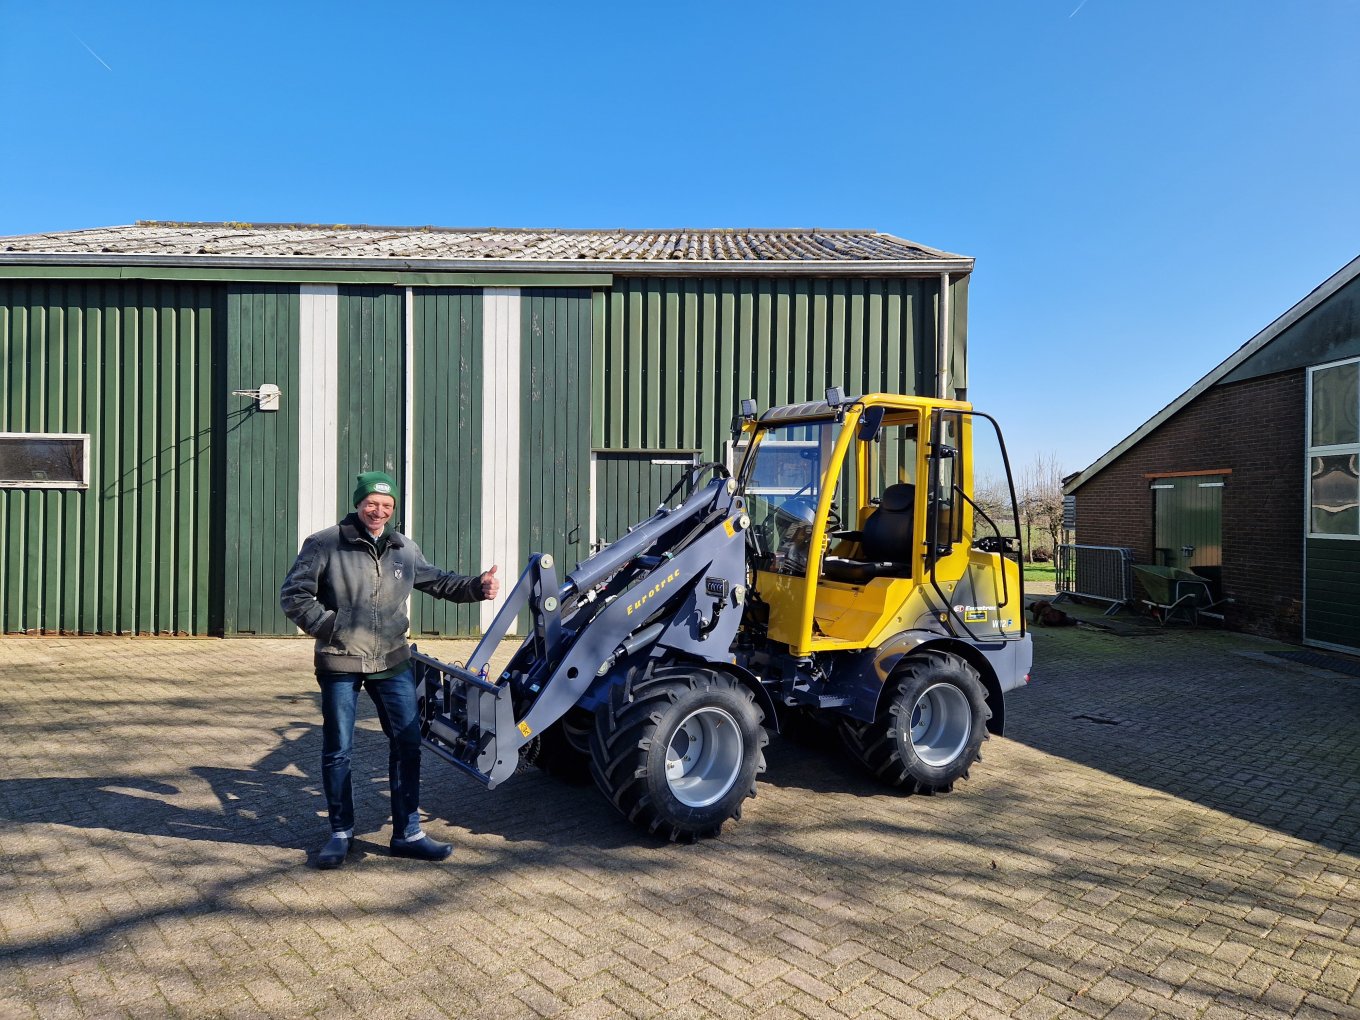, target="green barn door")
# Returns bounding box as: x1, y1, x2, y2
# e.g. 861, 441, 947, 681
520, 290, 592, 575
222, 286, 300, 635
336, 287, 405, 520
1152, 475, 1223, 571
593, 451, 700, 548
410, 288, 483, 636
